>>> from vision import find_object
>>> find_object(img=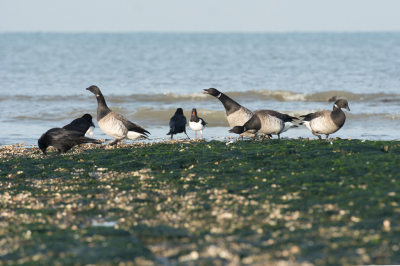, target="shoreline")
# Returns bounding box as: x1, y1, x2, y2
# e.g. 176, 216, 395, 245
1, 138, 400, 265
